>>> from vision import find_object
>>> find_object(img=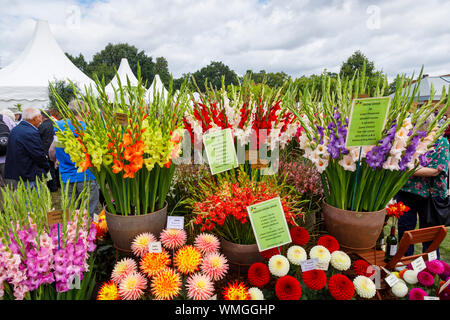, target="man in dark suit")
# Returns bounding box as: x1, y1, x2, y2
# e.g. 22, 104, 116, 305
4, 107, 50, 189
39, 110, 59, 192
